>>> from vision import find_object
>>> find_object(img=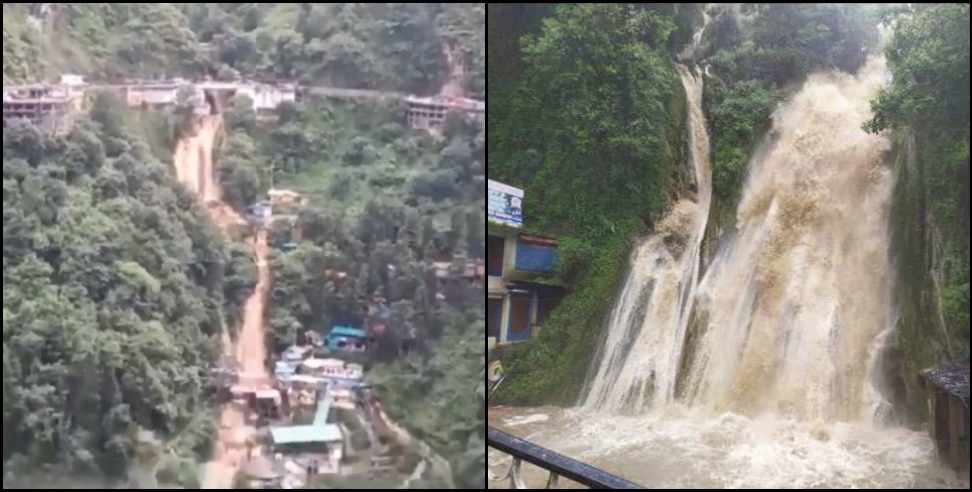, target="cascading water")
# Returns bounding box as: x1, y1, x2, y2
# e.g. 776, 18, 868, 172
585, 50, 897, 422
491, 54, 965, 488
680, 55, 896, 421
173, 115, 222, 203
583, 64, 712, 414
491, 21, 967, 490
173, 114, 269, 489
678, 6, 711, 62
